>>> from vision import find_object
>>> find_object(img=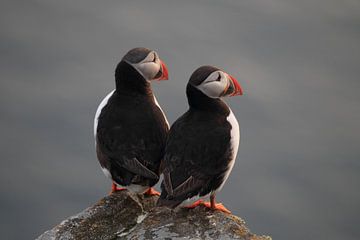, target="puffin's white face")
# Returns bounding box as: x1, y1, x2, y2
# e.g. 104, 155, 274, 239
196, 71, 227, 98
127, 51, 166, 81
196, 70, 242, 98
